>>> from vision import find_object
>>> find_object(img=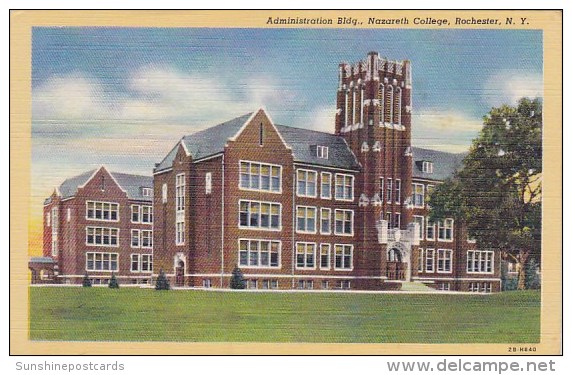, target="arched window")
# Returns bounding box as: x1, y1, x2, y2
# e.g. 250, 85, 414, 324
346, 89, 353, 126
385, 85, 394, 124
394, 87, 402, 125
377, 83, 385, 124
